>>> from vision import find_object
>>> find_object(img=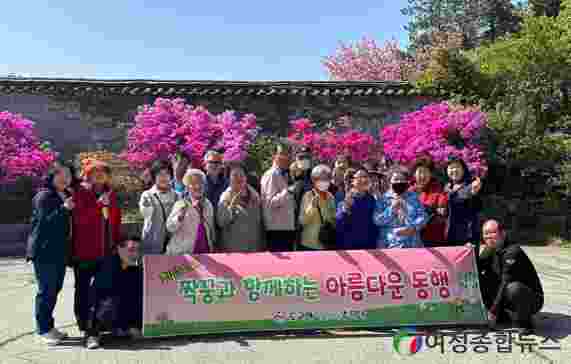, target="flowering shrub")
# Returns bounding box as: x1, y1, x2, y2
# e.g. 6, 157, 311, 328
288, 117, 380, 162
120, 98, 259, 169
0, 111, 55, 184
381, 102, 488, 176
